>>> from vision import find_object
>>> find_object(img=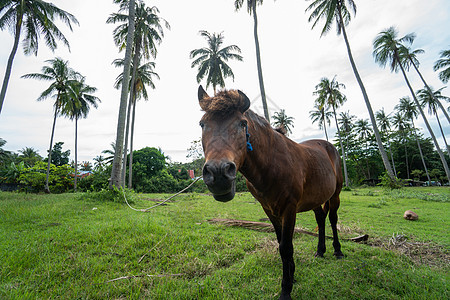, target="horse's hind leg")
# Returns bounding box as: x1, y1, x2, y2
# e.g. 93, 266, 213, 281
329, 194, 344, 258
313, 206, 327, 257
